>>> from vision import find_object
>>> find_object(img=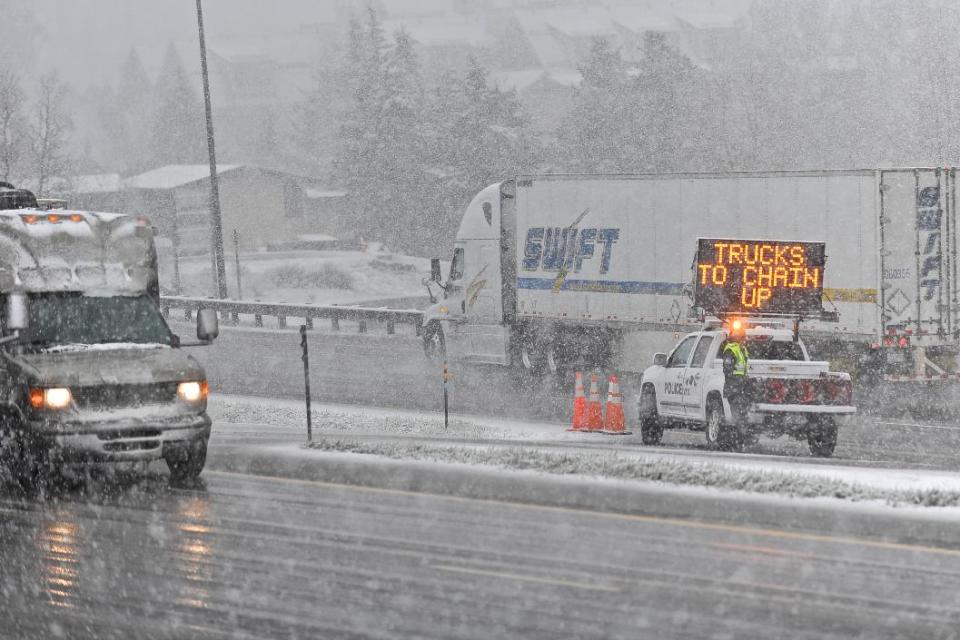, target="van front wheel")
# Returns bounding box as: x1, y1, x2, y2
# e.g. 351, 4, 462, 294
166, 439, 208, 485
